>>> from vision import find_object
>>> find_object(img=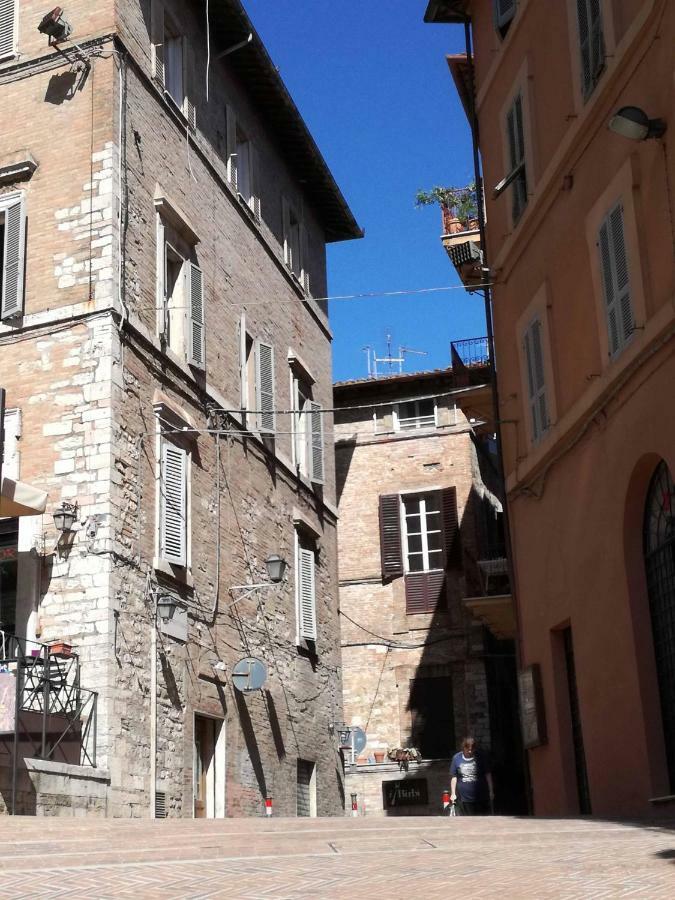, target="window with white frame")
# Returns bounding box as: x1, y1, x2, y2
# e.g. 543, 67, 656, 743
598, 201, 633, 358
506, 92, 528, 222
158, 437, 189, 569
576, 0, 605, 99
0, 0, 17, 61
156, 215, 205, 369
494, 0, 516, 39
291, 372, 324, 484
401, 492, 443, 573
283, 199, 309, 294
394, 398, 436, 432
0, 192, 26, 321
295, 530, 317, 644
225, 106, 261, 219
523, 316, 549, 442
151, 0, 195, 126
239, 321, 275, 435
